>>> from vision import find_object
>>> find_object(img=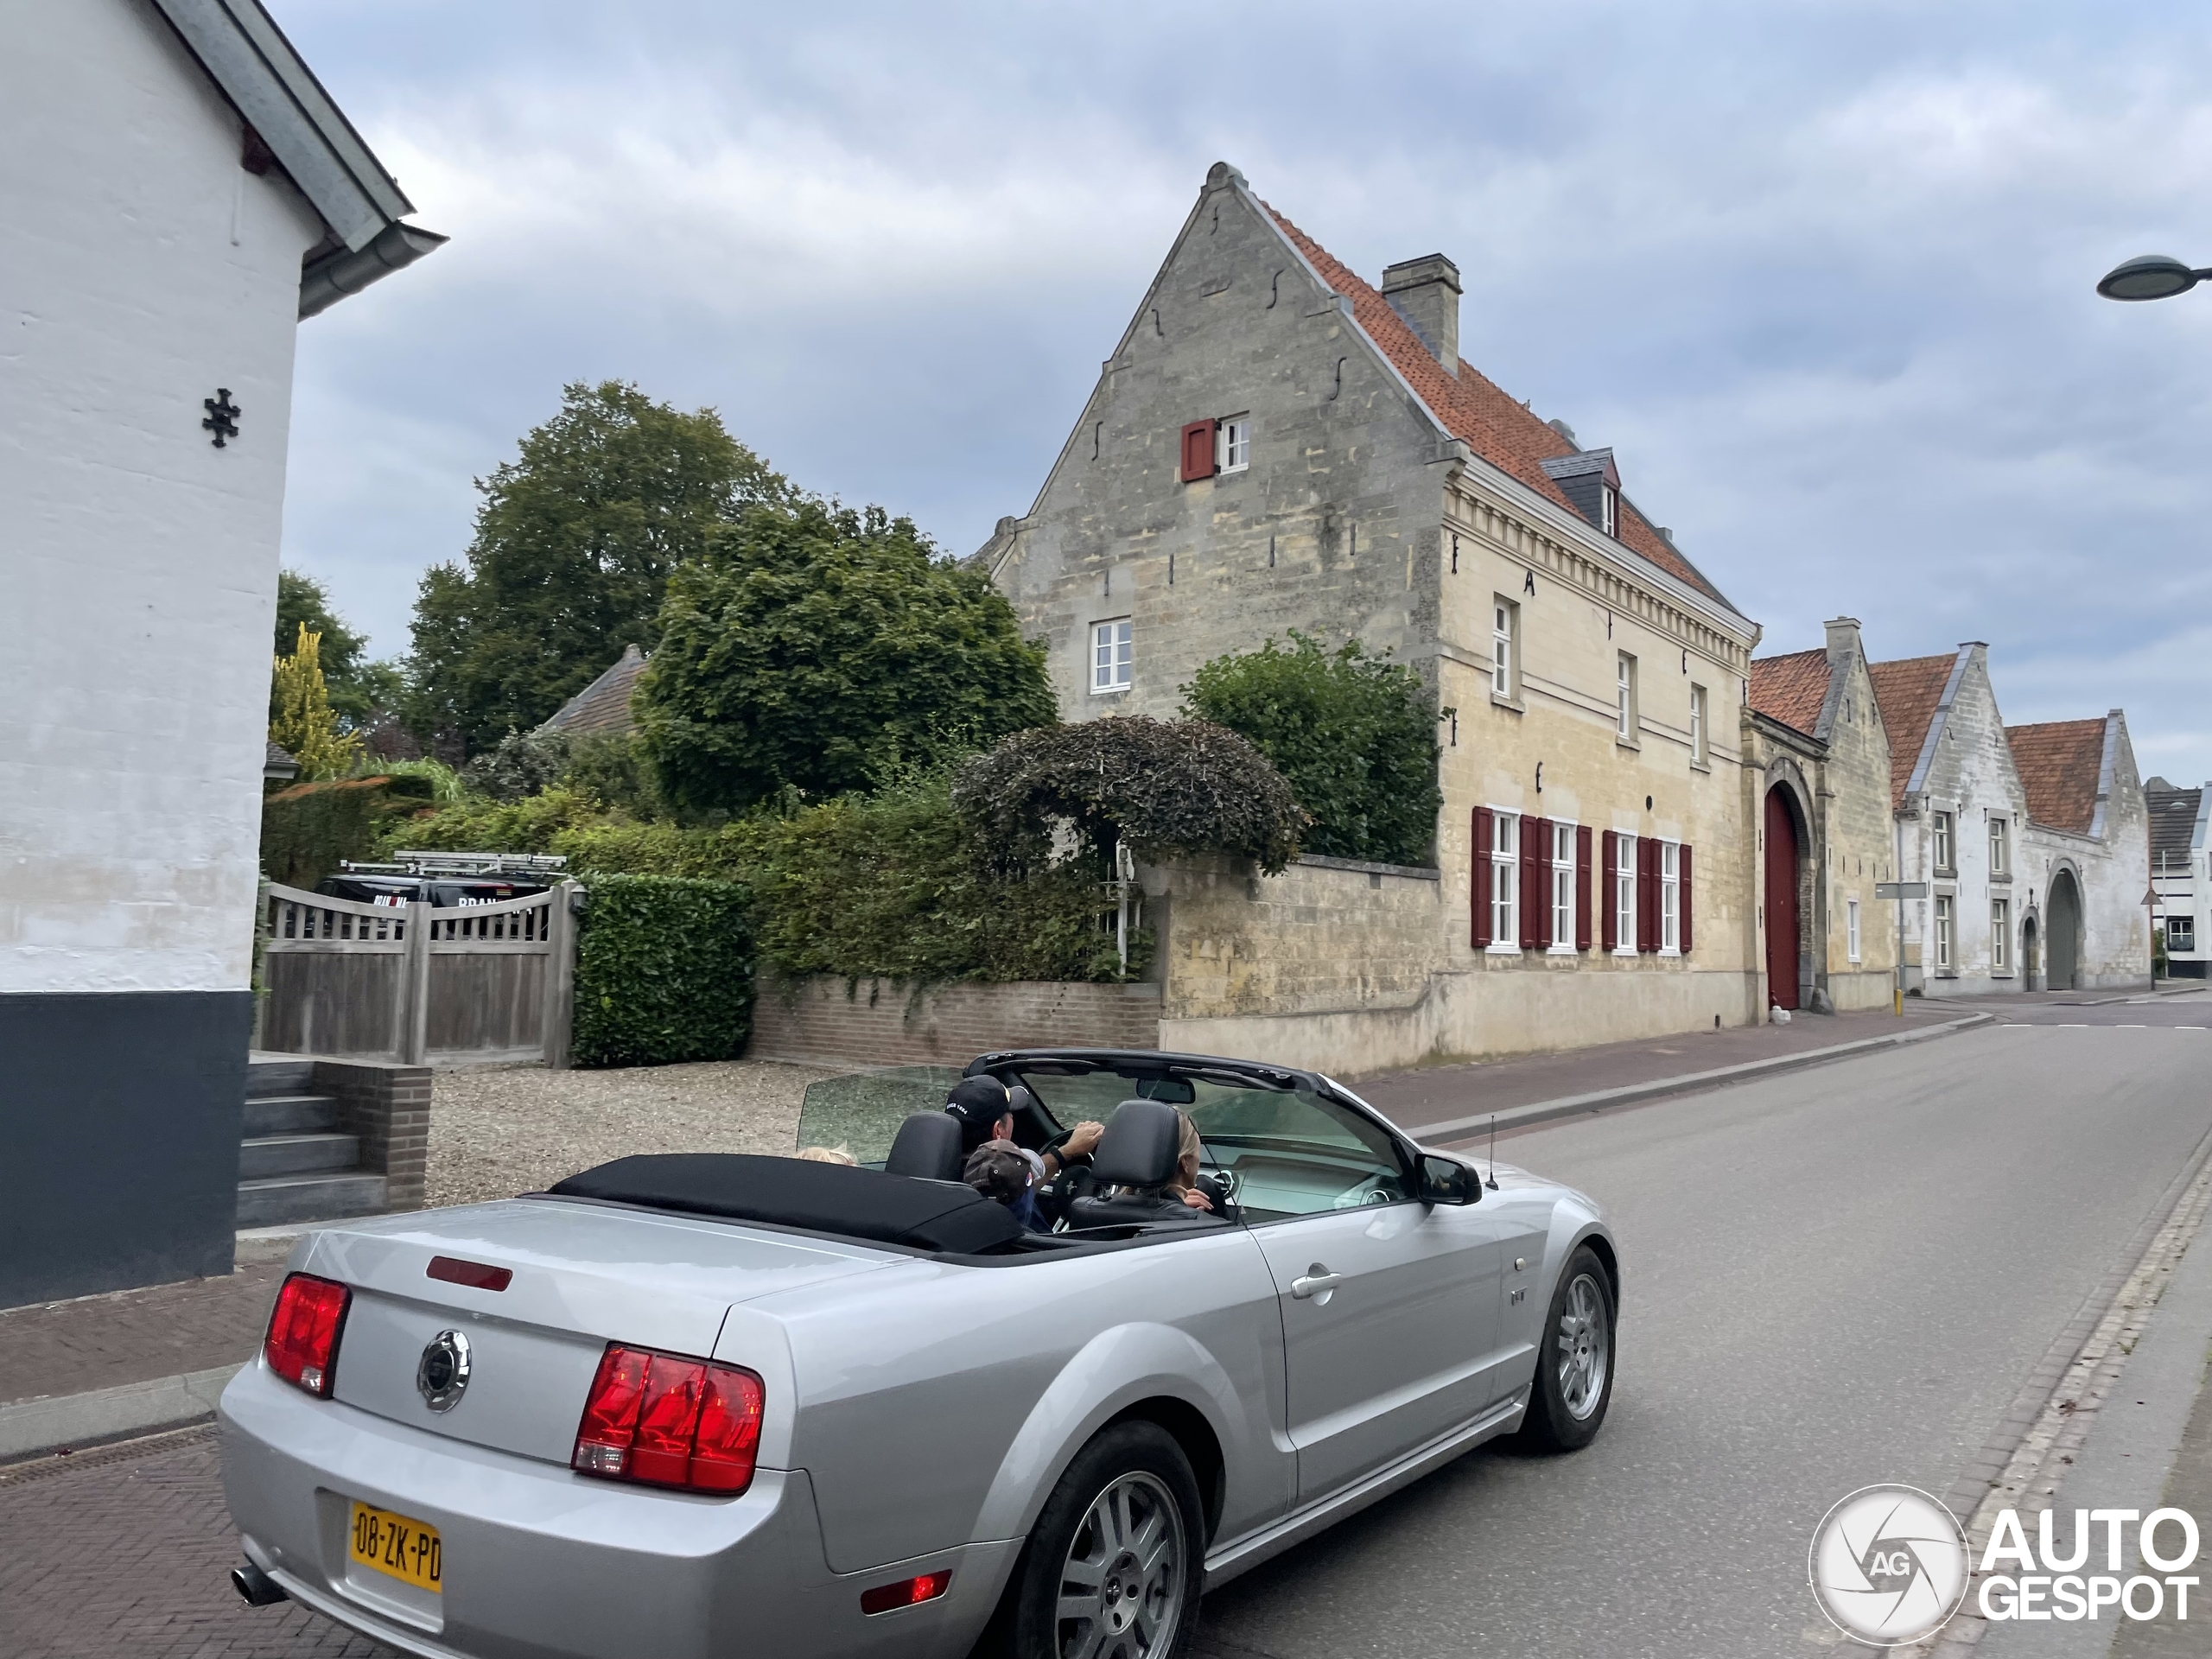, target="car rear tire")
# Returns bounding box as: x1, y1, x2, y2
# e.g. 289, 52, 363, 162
1519, 1244, 1615, 1452
1005, 1420, 1205, 1659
